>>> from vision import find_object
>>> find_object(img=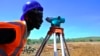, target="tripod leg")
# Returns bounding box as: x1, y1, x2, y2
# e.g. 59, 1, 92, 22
53, 33, 58, 56
35, 32, 52, 56
58, 34, 66, 56
62, 33, 70, 56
